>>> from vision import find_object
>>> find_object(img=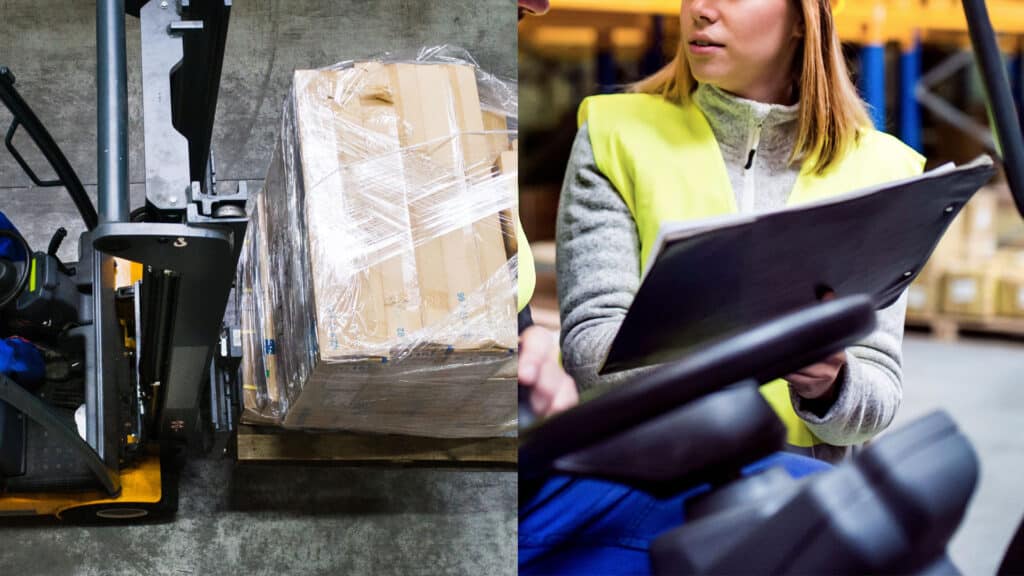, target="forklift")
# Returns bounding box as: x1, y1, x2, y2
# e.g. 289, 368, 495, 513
0, 0, 244, 521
